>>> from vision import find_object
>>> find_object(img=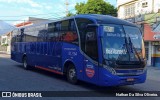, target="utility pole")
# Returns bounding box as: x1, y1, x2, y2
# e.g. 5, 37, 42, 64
65, 0, 69, 16
152, 0, 154, 13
